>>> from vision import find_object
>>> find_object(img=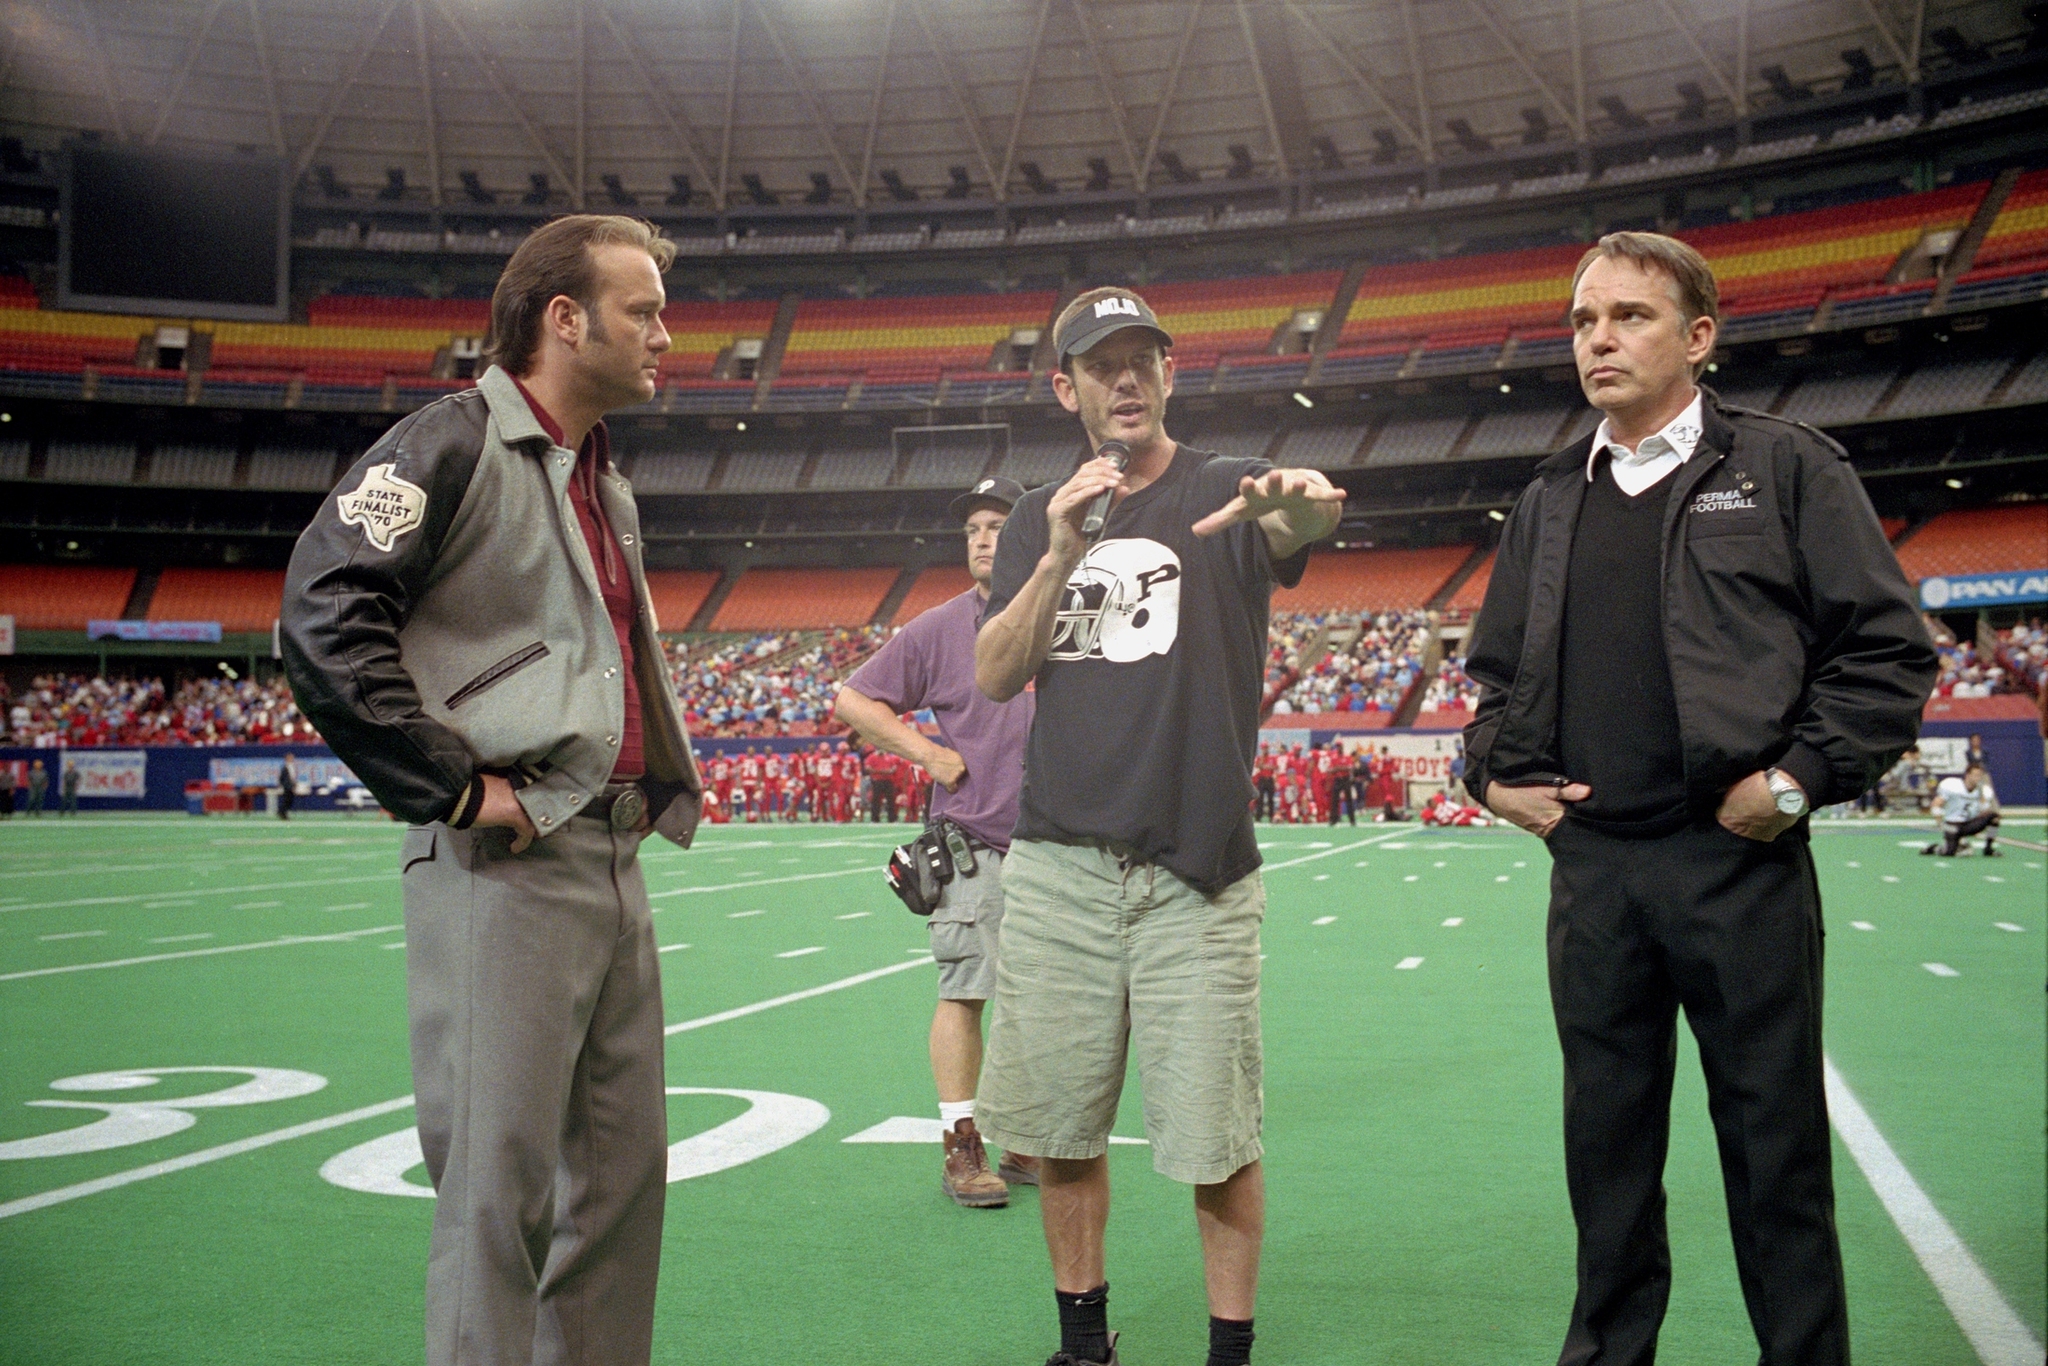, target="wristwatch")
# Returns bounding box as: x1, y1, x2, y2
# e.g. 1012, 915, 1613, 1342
1765, 768, 1809, 818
